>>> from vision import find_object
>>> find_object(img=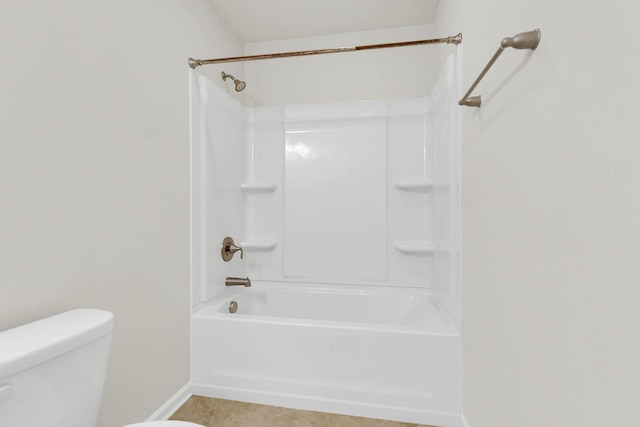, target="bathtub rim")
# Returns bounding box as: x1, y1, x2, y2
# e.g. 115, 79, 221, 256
193, 281, 460, 337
